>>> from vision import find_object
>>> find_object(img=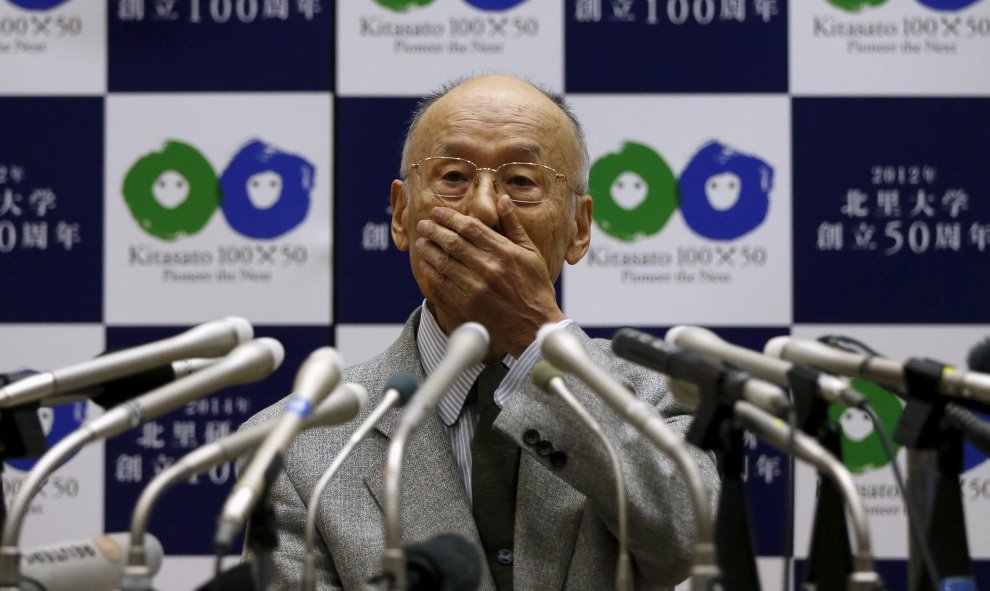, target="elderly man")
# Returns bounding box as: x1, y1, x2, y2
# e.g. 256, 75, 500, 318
244, 75, 718, 590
